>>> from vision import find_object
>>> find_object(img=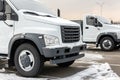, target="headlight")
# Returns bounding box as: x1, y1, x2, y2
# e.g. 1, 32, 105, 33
117, 32, 120, 39
44, 35, 59, 46
117, 34, 120, 39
